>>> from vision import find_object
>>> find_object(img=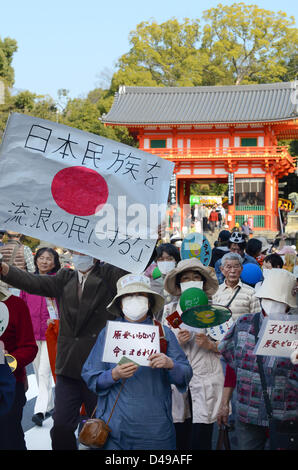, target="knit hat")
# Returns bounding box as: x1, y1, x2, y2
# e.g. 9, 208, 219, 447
255, 268, 296, 307
107, 274, 165, 316
218, 230, 231, 242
